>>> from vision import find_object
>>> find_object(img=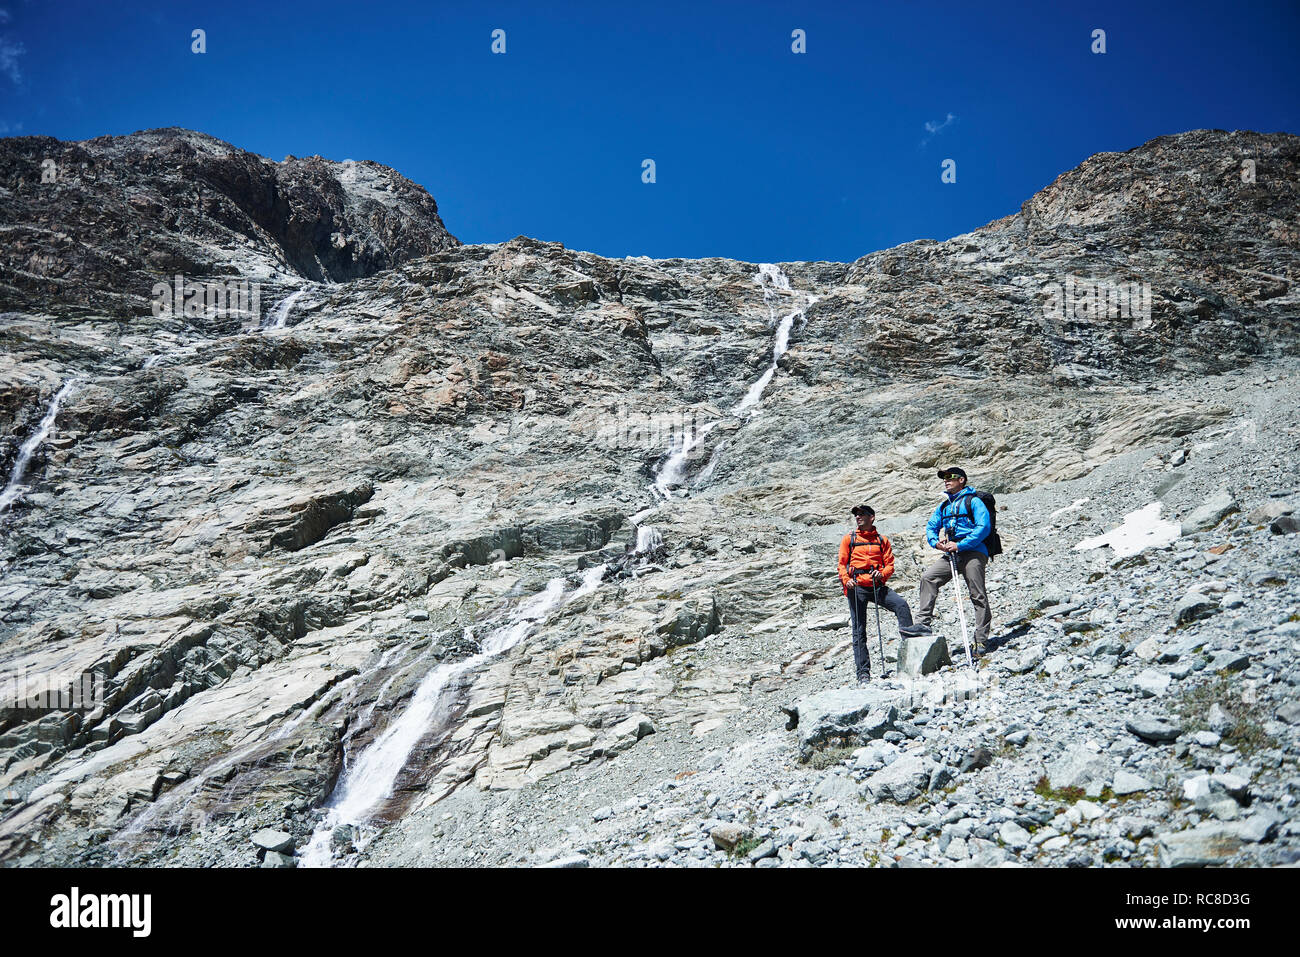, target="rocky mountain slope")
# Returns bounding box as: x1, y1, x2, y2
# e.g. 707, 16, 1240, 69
0, 127, 1296, 868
